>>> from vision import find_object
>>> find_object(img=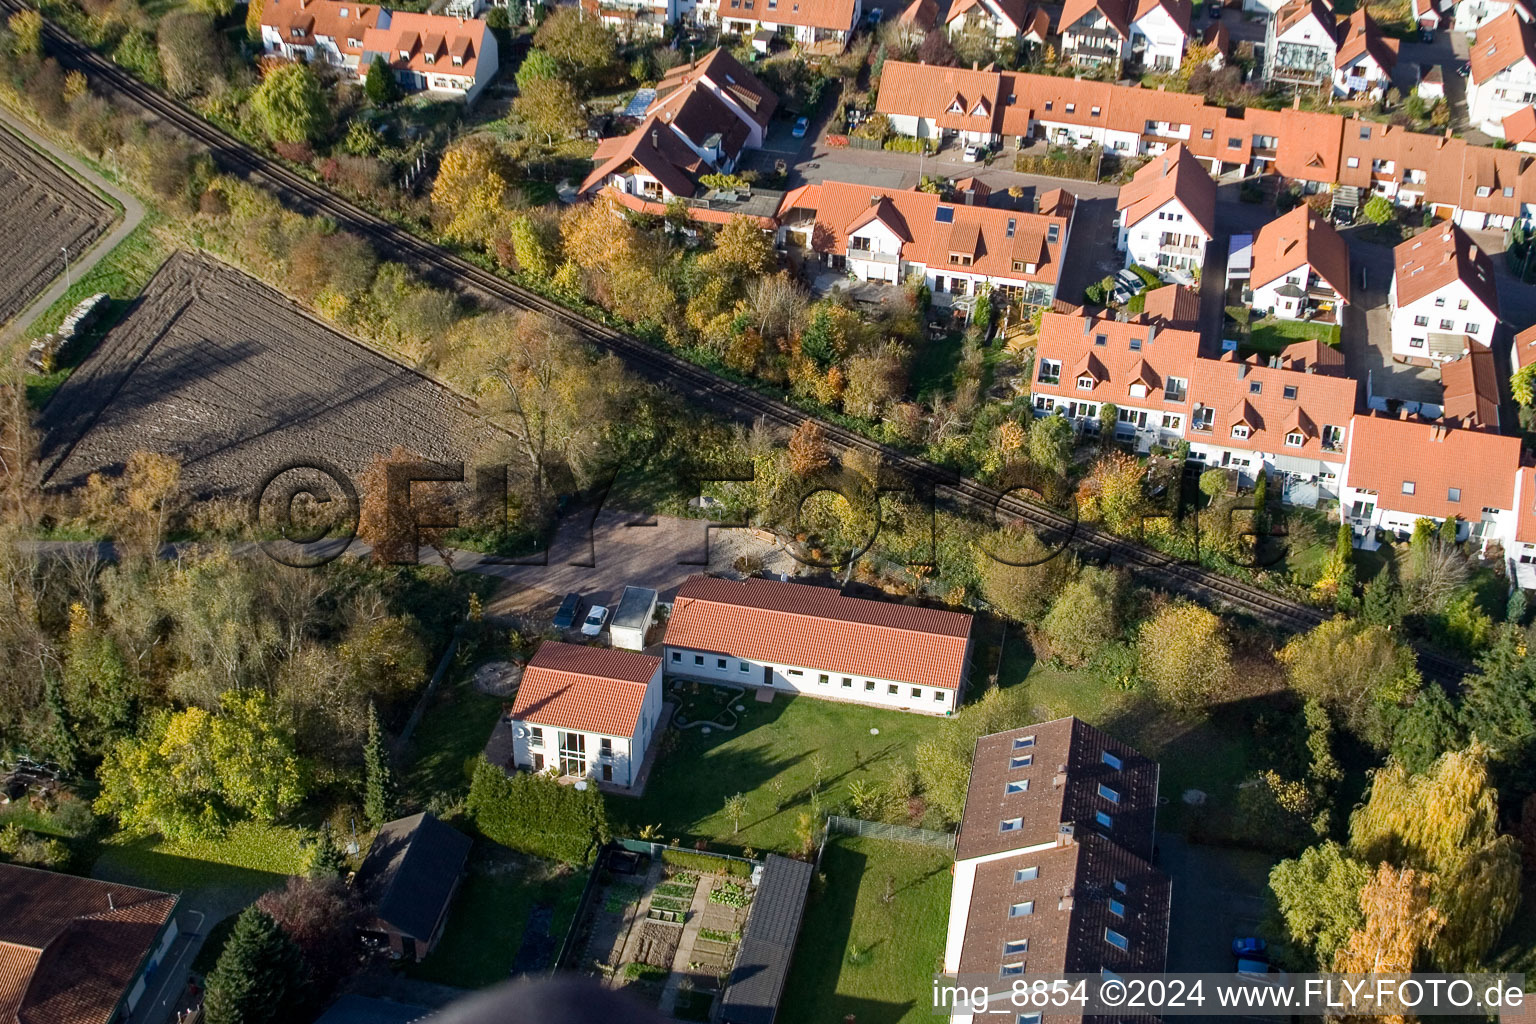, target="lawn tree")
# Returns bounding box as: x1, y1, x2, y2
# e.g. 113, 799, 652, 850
252, 62, 330, 144
188, 0, 235, 17
363, 702, 395, 828
1025, 413, 1073, 476
8, 10, 42, 56
788, 419, 832, 476
1136, 601, 1230, 710
723, 792, 748, 834
1278, 617, 1420, 746
1361, 194, 1395, 226
514, 77, 586, 145
842, 342, 909, 420
157, 12, 224, 99
256, 876, 362, 996
1268, 840, 1371, 968
365, 55, 402, 106
531, 7, 617, 93
203, 907, 311, 1024
1040, 566, 1124, 668
702, 216, 777, 279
